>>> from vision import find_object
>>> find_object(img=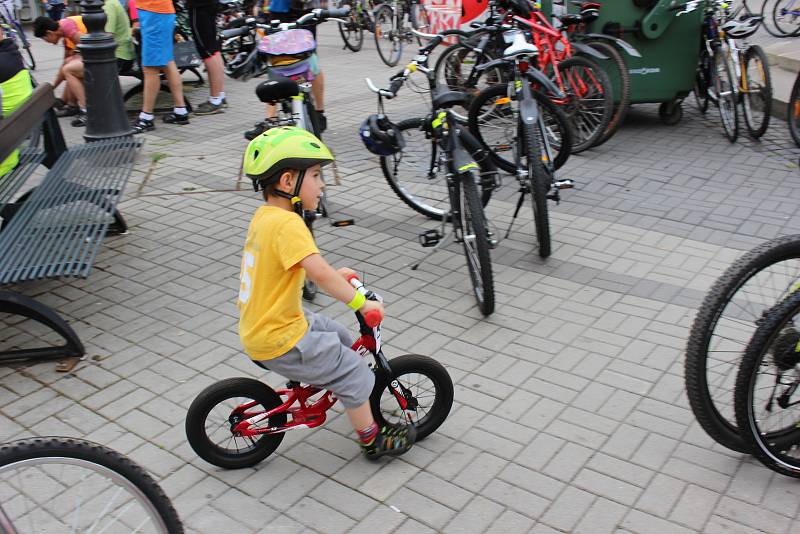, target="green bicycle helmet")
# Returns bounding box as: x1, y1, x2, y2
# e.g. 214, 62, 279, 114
243, 126, 334, 197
